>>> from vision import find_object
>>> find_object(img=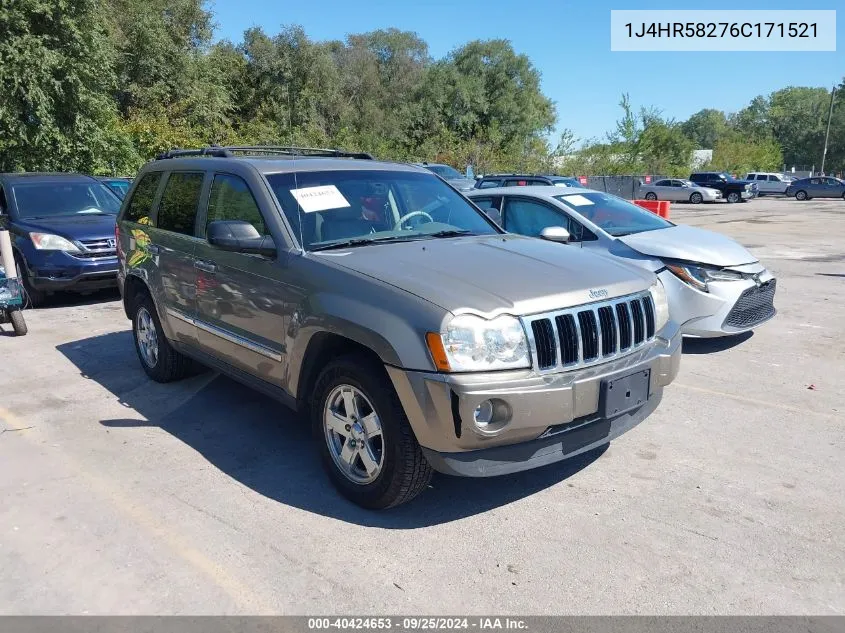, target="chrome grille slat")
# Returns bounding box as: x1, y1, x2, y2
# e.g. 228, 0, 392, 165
521, 291, 656, 373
